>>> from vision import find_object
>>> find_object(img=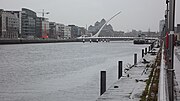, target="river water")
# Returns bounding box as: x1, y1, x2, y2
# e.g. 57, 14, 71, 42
0, 41, 149, 101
